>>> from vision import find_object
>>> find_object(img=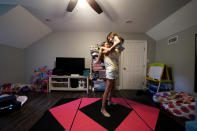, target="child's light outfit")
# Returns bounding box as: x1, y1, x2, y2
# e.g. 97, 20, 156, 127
114, 39, 125, 53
